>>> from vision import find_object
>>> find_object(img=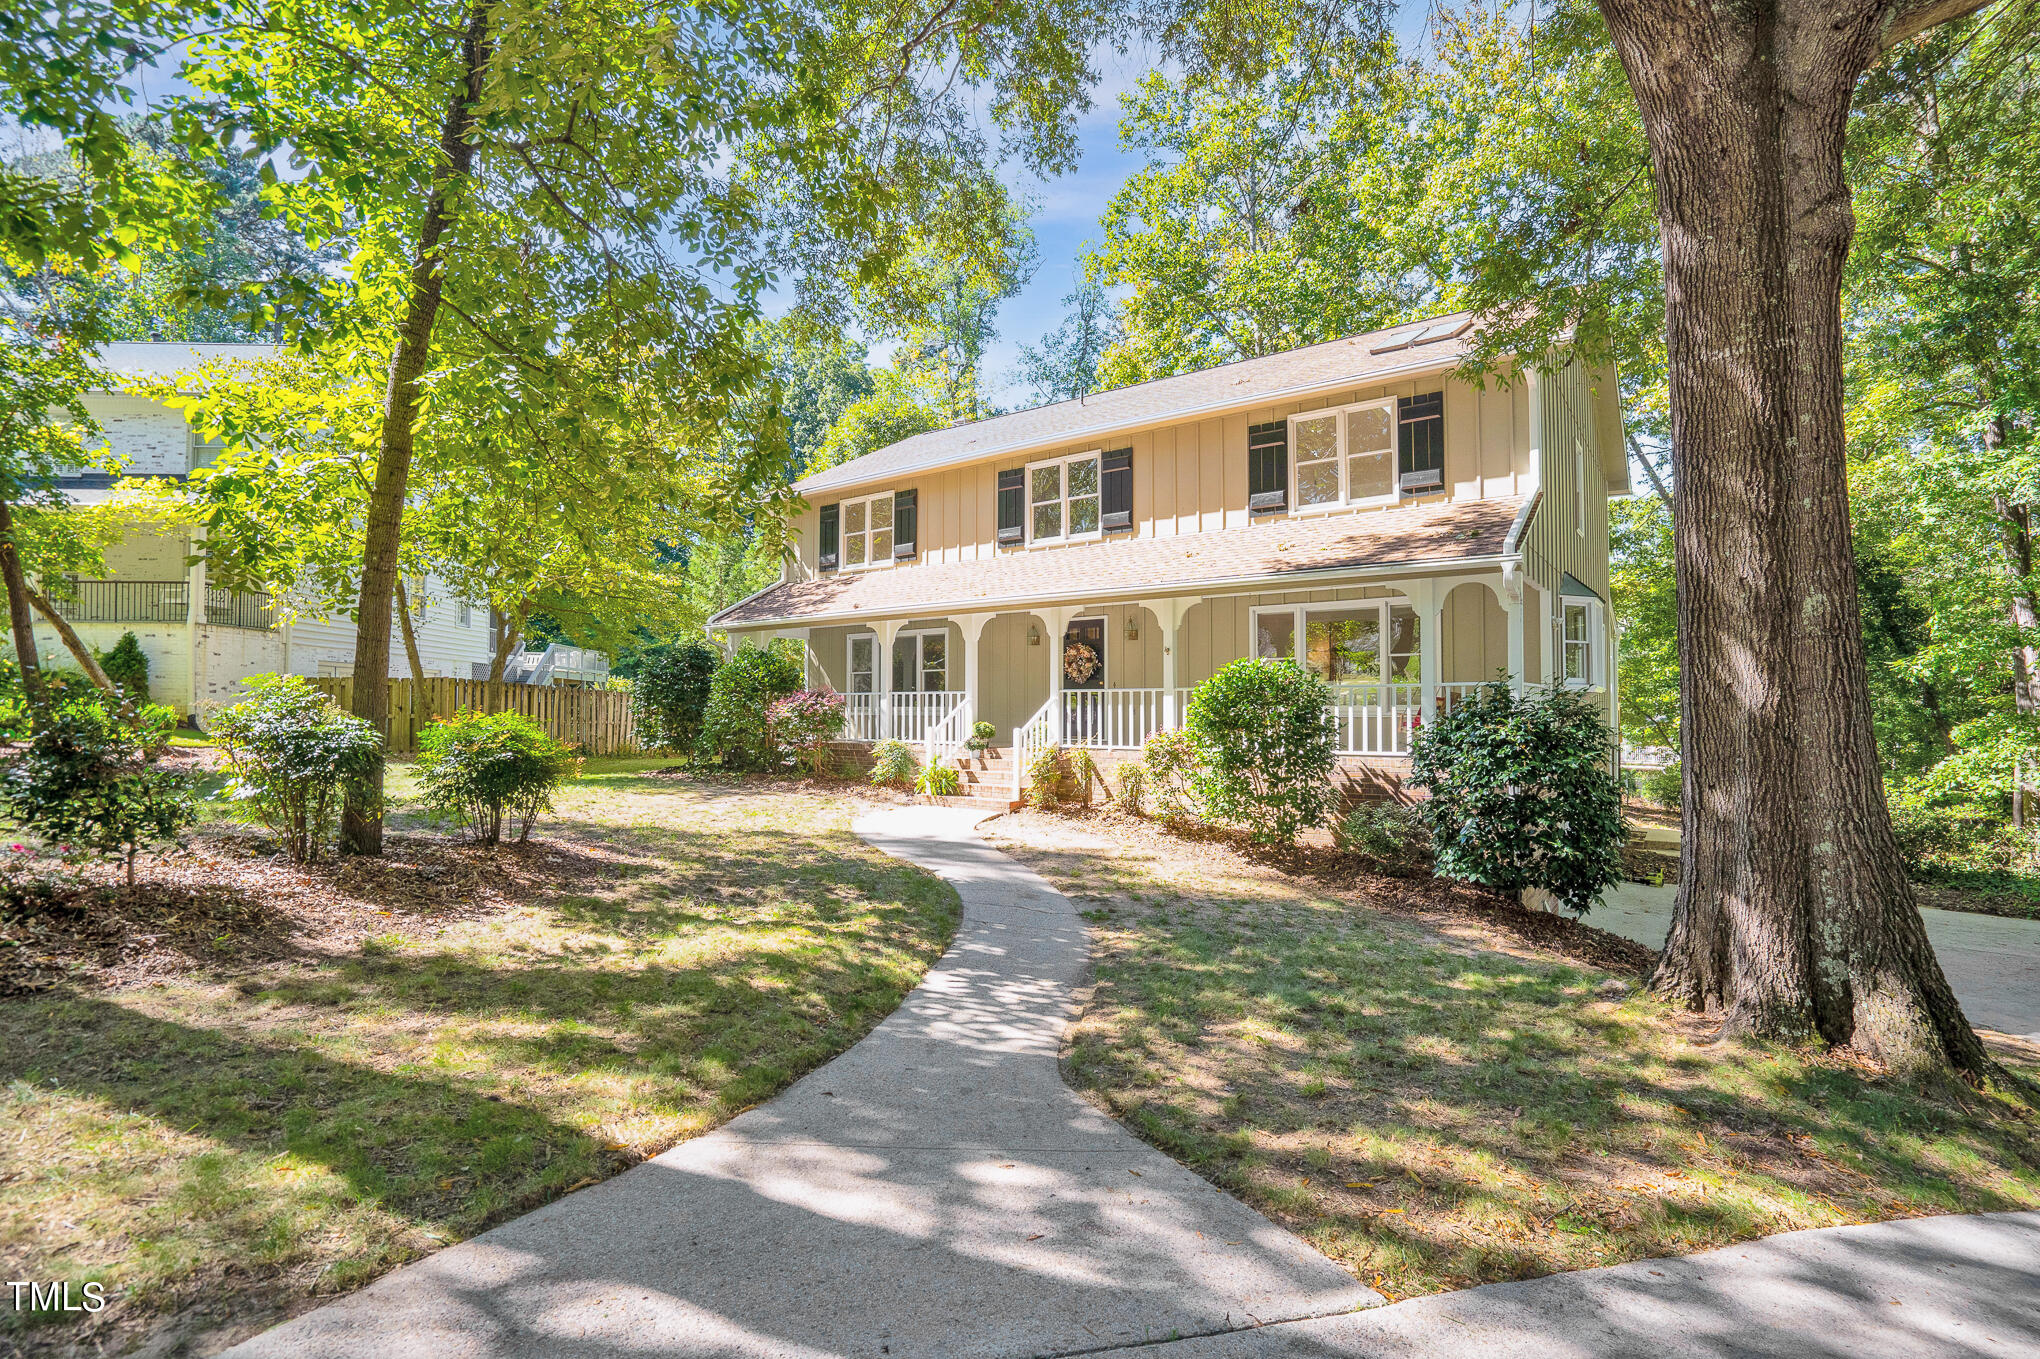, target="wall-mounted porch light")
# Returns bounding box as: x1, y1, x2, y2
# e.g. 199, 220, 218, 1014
1124, 618, 1140, 642
1027, 625, 1041, 646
